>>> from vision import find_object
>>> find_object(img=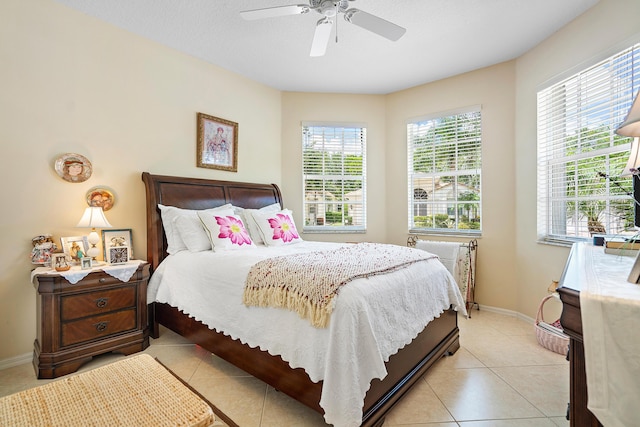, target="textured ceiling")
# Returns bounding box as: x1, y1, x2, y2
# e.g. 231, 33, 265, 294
53, 0, 598, 94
